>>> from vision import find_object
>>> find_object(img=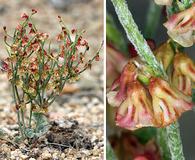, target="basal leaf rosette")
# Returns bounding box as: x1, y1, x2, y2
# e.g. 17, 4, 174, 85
172, 53, 195, 96
164, 3, 195, 47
